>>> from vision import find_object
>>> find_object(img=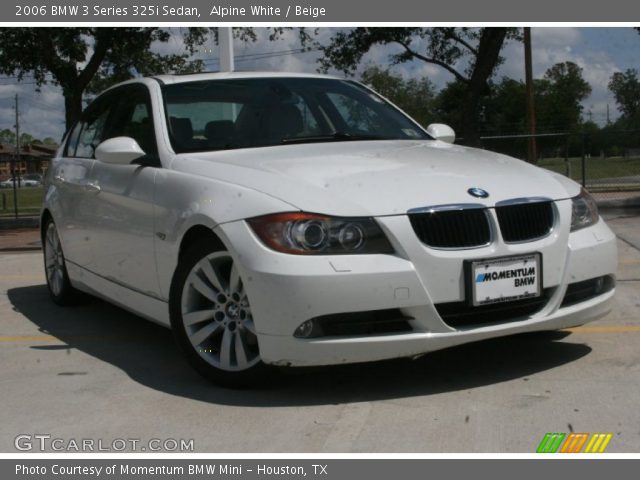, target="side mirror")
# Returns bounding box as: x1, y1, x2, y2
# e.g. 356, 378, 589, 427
426, 124, 456, 144
95, 137, 145, 165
